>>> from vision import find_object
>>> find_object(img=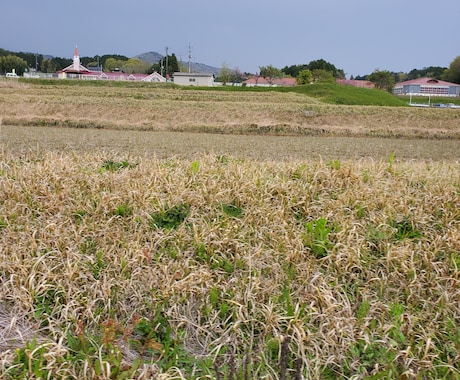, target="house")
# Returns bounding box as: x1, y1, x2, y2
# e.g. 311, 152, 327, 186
173, 72, 215, 86
393, 77, 460, 97
243, 76, 297, 87
336, 79, 375, 89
